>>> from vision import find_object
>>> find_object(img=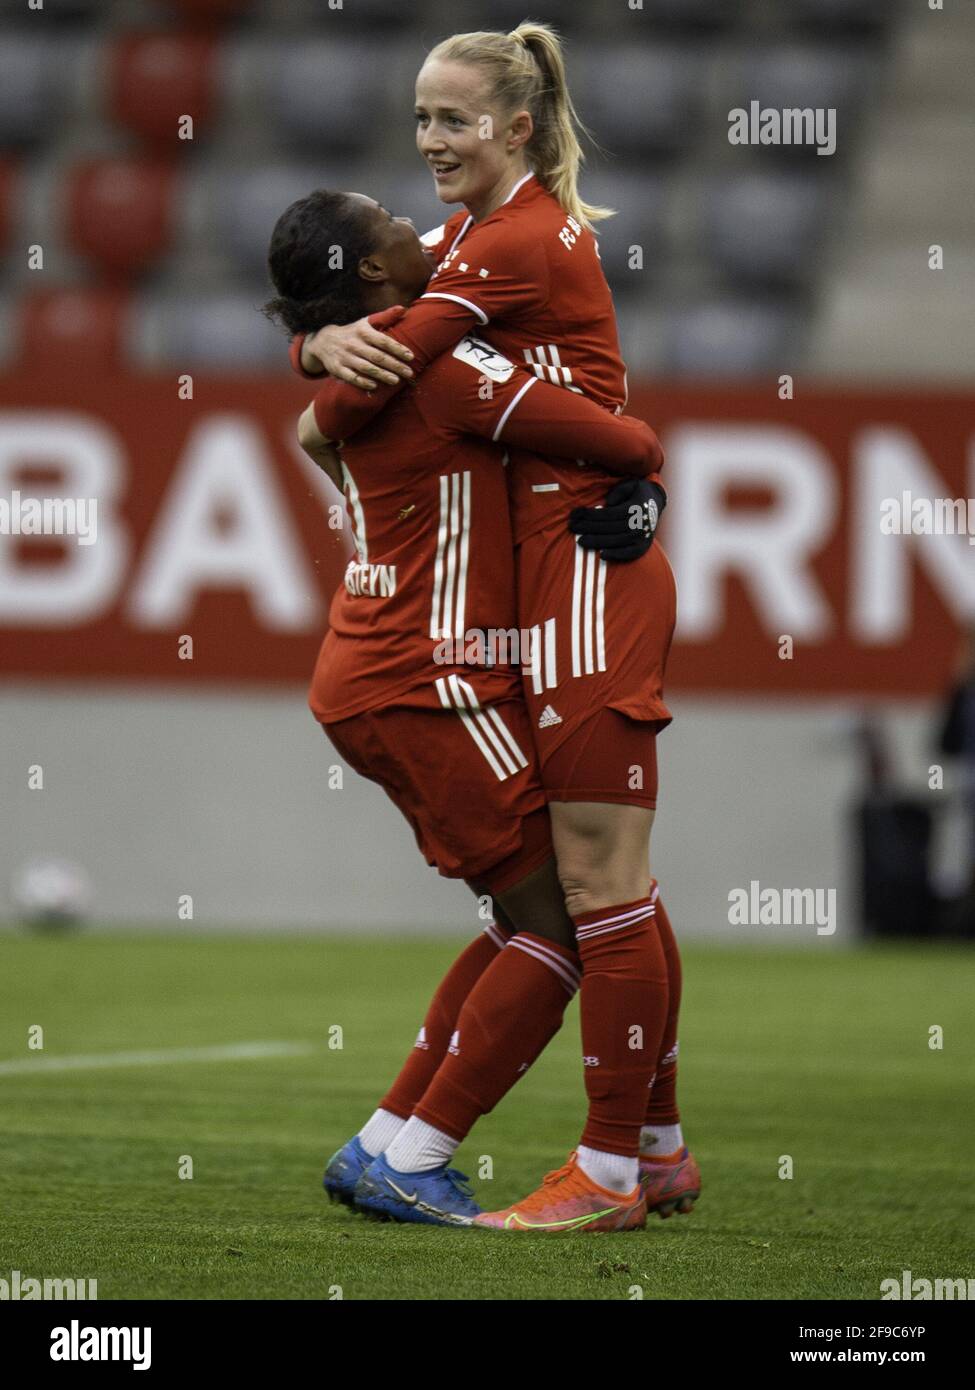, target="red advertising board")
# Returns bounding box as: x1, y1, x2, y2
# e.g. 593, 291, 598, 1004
0, 372, 971, 695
